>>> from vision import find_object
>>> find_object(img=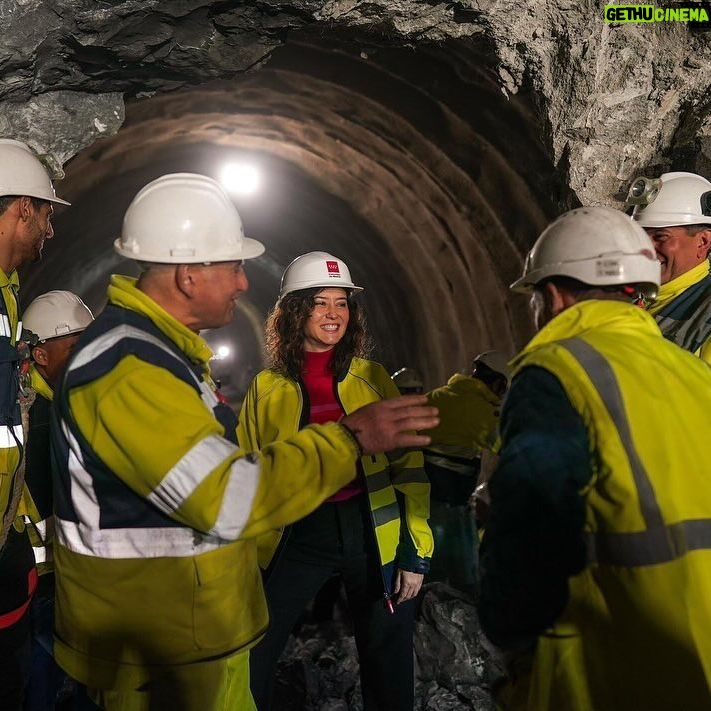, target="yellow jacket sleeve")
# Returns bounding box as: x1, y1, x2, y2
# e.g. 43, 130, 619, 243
69, 356, 360, 541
